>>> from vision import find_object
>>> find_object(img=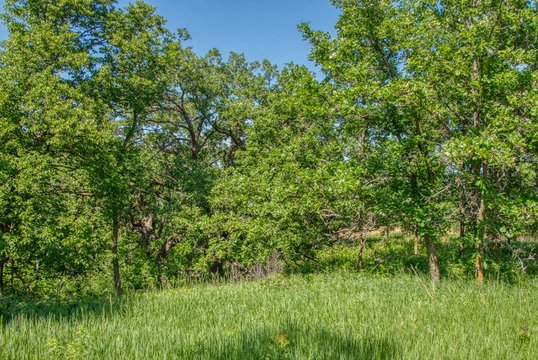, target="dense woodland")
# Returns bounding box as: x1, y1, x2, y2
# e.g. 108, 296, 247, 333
0, 0, 536, 298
